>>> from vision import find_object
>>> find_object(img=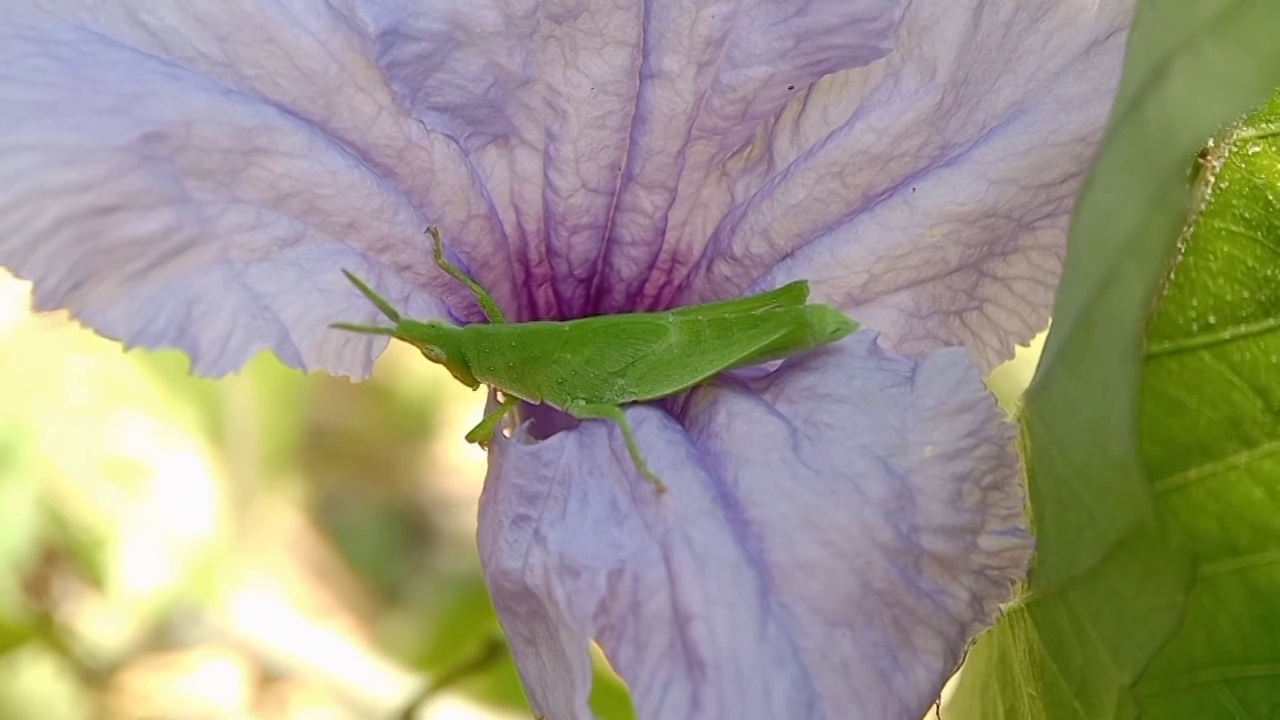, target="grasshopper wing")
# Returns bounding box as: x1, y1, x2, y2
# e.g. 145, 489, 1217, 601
667, 281, 810, 318
545, 310, 806, 404
564, 314, 674, 376
563, 281, 814, 381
